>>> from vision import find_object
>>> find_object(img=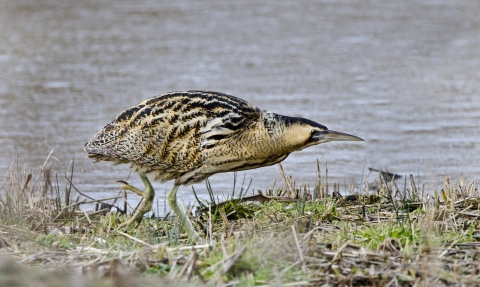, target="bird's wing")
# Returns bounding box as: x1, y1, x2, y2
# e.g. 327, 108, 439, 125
84, 91, 260, 170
